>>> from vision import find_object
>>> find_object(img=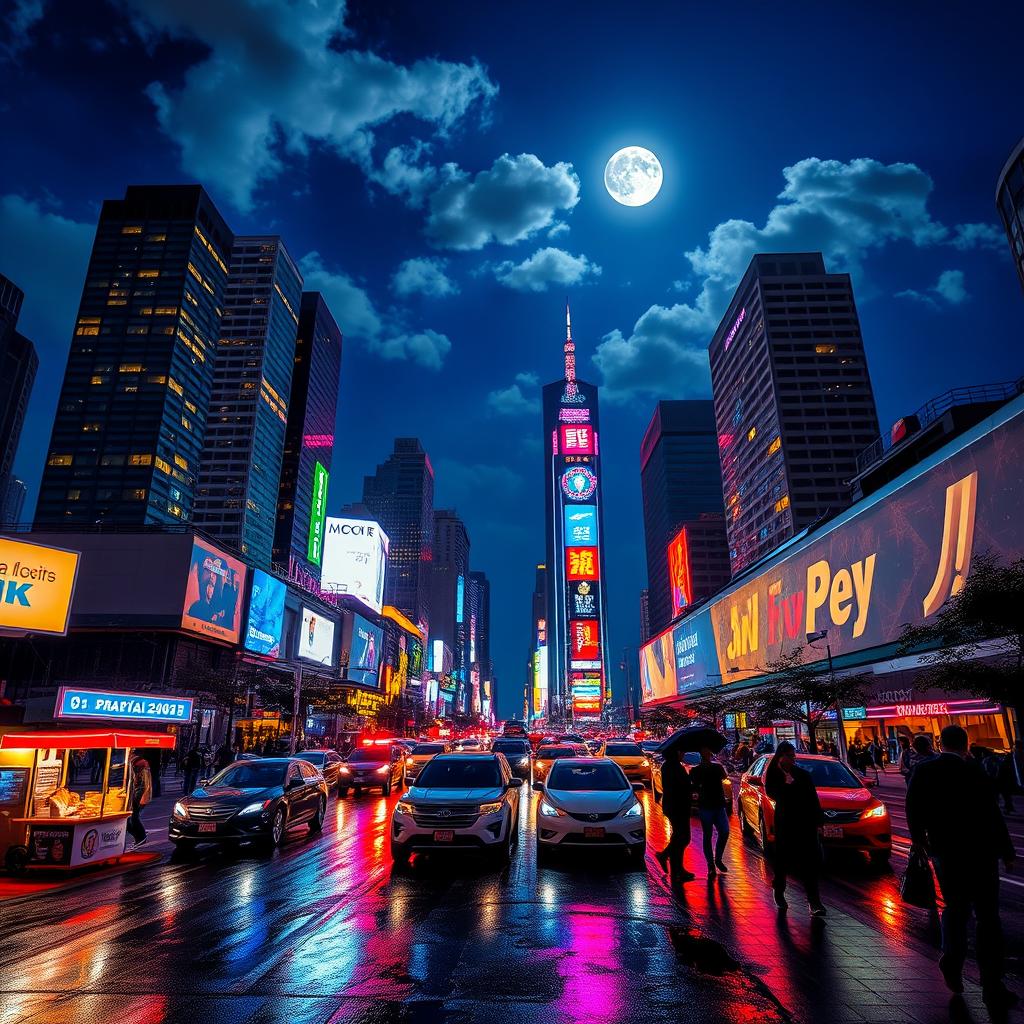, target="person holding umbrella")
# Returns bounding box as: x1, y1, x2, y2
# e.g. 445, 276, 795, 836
654, 748, 695, 883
